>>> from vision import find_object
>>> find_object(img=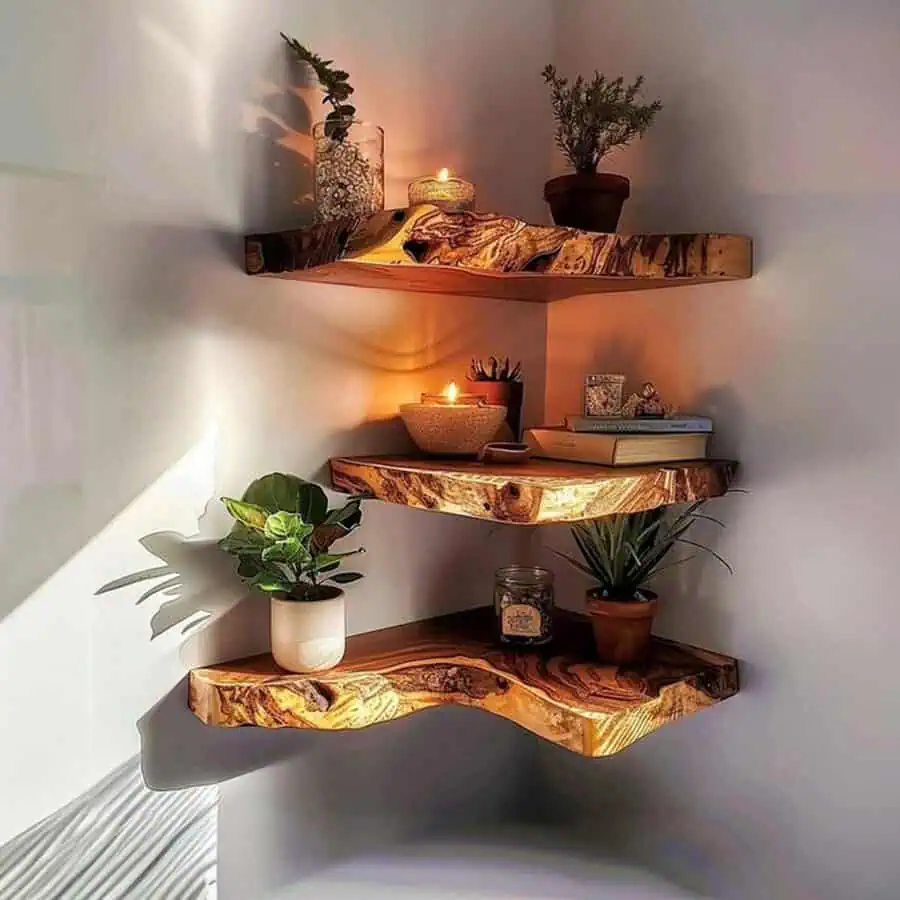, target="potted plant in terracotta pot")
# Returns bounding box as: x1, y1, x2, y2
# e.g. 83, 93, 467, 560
467, 356, 524, 440
541, 65, 662, 232
554, 502, 730, 665
220, 472, 365, 673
